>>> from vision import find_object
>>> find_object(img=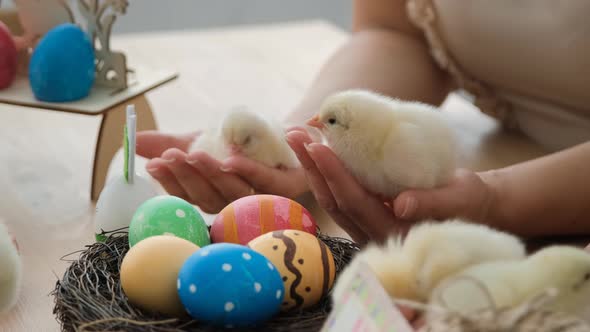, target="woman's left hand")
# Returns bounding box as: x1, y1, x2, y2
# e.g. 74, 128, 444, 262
285, 129, 412, 246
